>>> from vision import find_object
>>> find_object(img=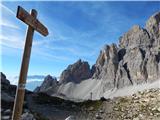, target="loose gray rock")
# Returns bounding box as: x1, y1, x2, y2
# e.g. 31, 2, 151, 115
21, 112, 36, 120
65, 115, 76, 120
95, 113, 102, 119
3, 109, 11, 115
1, 115, 10, 120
